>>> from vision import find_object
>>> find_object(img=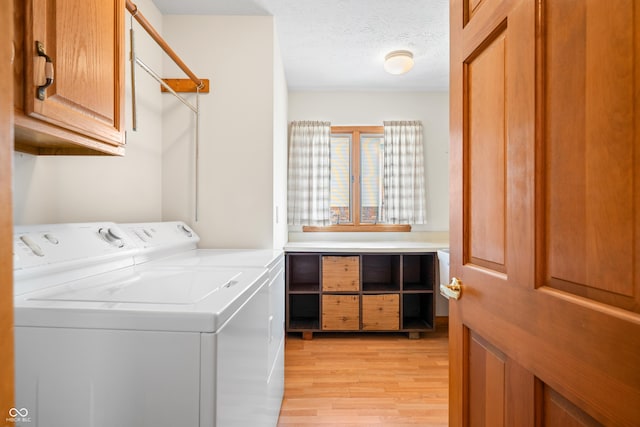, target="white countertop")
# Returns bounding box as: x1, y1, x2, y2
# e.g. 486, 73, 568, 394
284, 241, 449, 253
